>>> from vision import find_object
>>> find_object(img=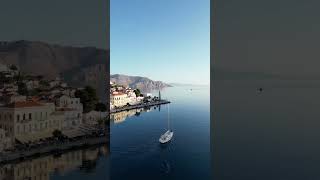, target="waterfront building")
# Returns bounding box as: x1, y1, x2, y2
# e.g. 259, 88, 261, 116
25, 80, 40, 90
3, 95, 26, 104
55, 95, 83, 130
0, 101, 64, 143
110, 92, 129, 108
